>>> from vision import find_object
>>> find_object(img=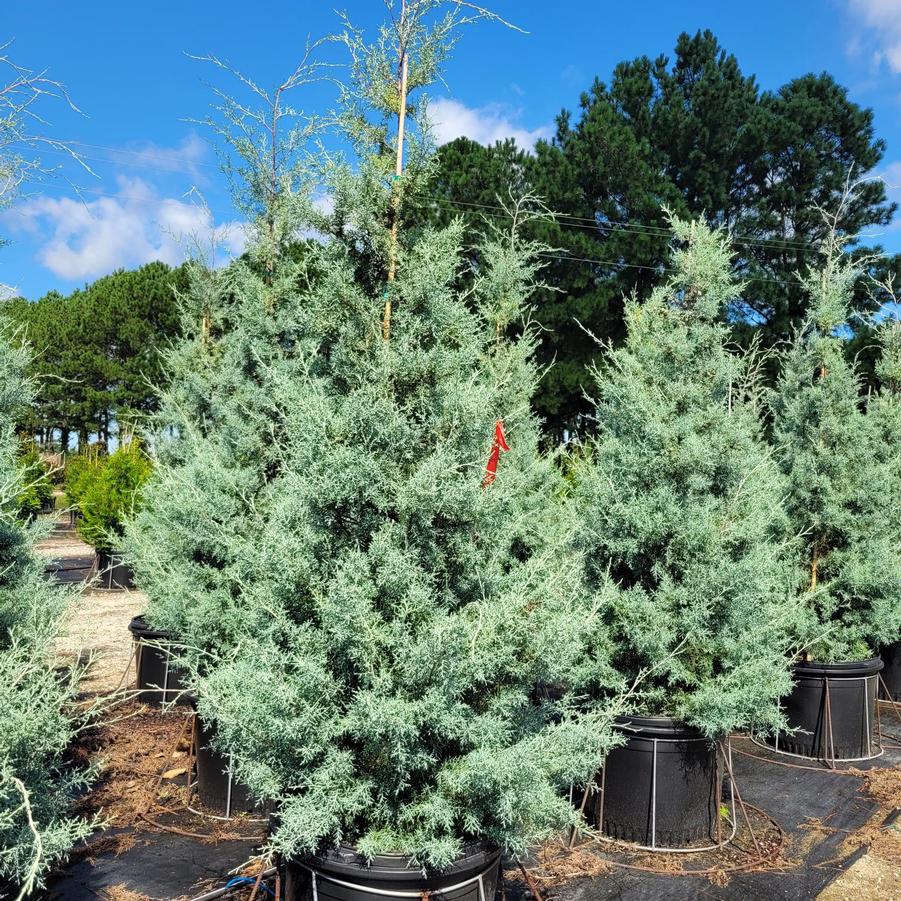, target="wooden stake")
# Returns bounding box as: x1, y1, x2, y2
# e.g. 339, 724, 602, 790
810, 548, 819, 592
383, 1, 409, 341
